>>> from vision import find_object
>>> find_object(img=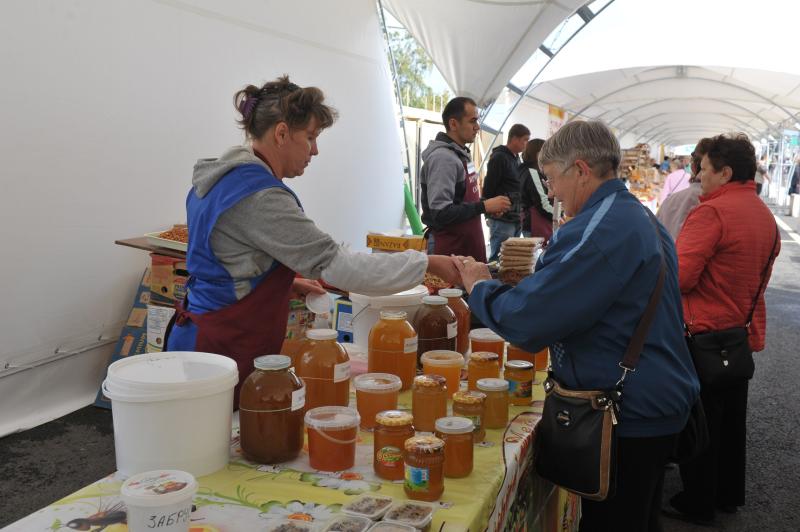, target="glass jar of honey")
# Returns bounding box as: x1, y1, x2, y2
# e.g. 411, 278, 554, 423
476, 378, 509, 429
534, 347, 550, 372
467, 352, 500, 391
434, 416, 474, 478
452, 390, 486, 443
469, 328, 505, 357
354, 373, 402, 431
239, 355, 305, 464
439, 288, 470, 355
373, 410, 415, 481
505, 360, 534, 406
414, 296, 456, 369
368, 310, 418, 390
404, 435, 445, 501
295, 329, 350, 411
411, 375, 447, 432
506, 344, 534, 365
